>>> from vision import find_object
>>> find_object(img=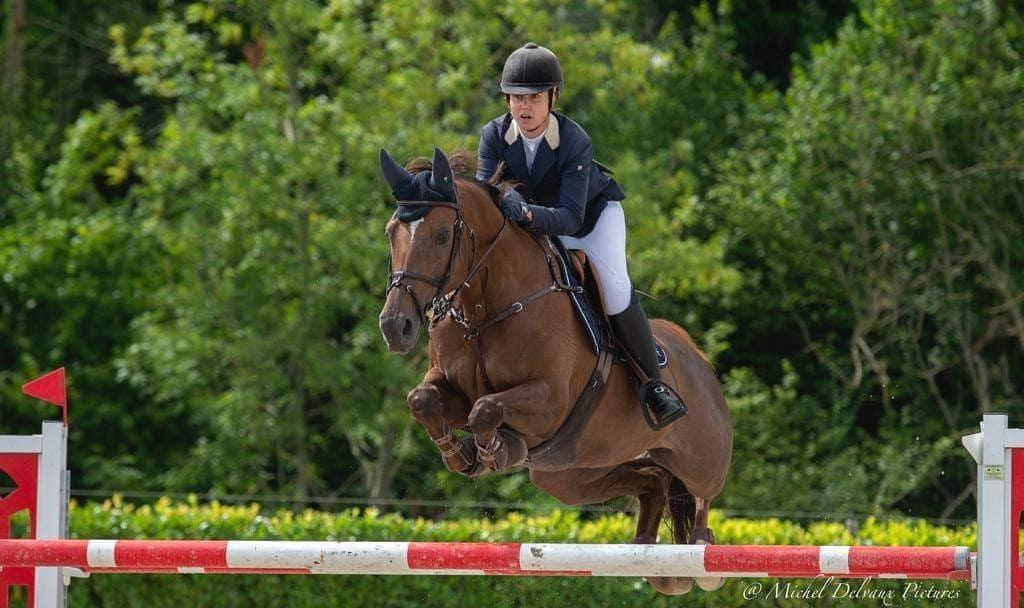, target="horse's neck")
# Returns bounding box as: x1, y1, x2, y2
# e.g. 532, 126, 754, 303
456, 223, 551, 317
